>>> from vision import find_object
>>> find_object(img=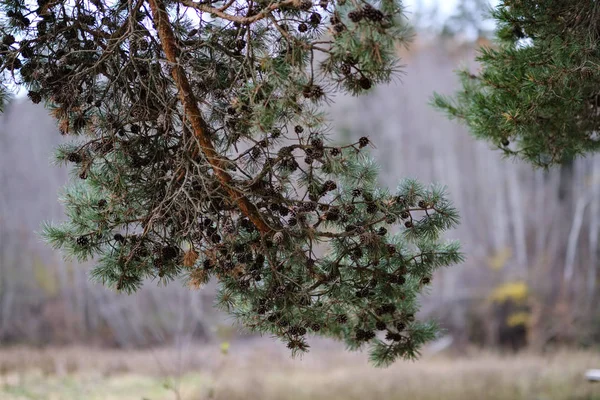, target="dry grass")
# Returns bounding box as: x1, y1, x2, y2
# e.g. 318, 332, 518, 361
1, 341, 600, 400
